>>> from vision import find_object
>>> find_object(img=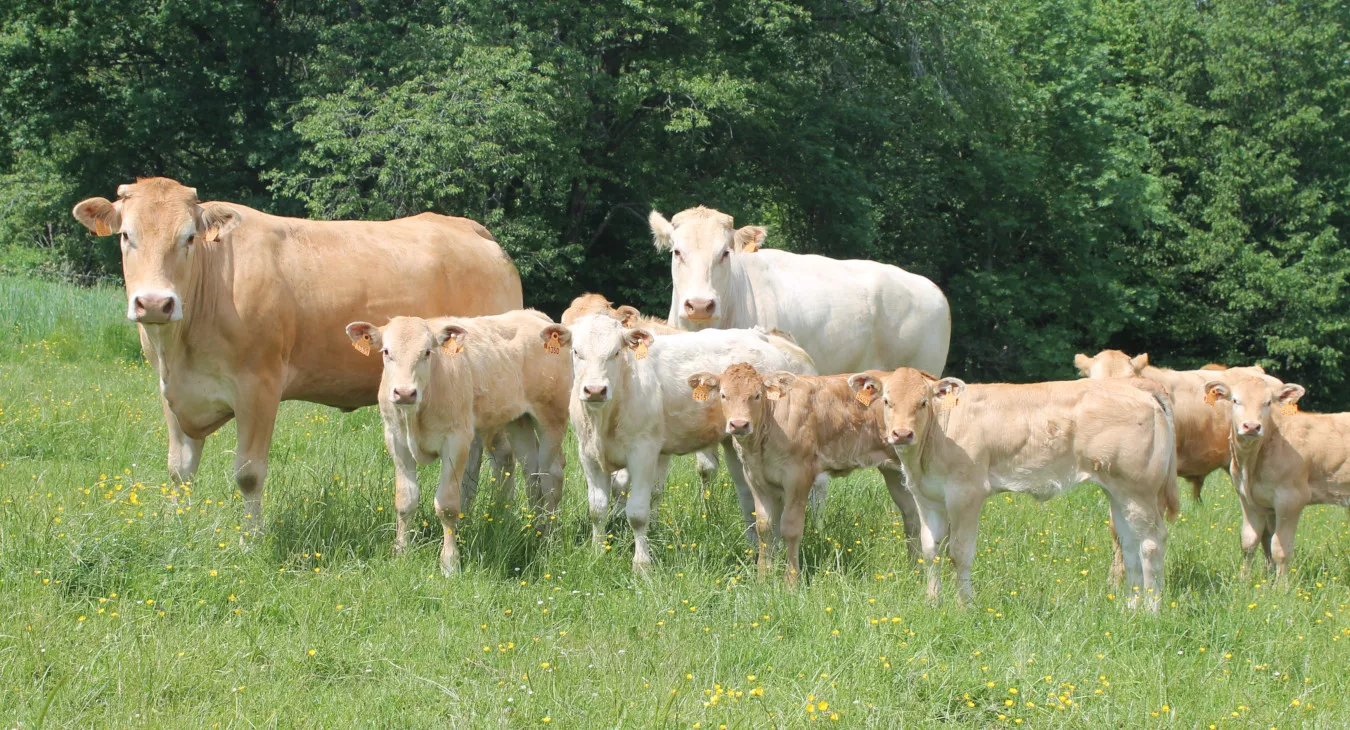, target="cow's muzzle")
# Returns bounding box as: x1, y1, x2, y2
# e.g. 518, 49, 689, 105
1237, 421, 1263, 439
129, 290, 180, 324
887, 428, 915, 447
726, 418, 752, 437
391, 386, 420, 406
682, 298, 717, 322
580, 384, 610, 403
